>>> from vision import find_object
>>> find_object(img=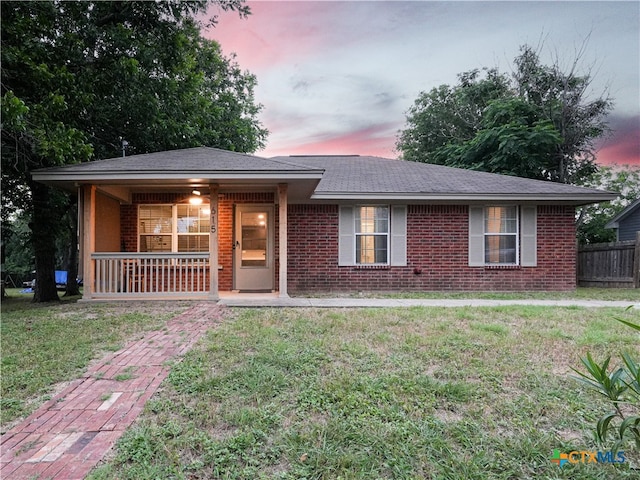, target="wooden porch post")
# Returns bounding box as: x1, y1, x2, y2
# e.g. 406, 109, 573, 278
278, 183, 289, 297
77, 187, 84, 283
82, 185, 96, 300
209, 184, 219, 300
